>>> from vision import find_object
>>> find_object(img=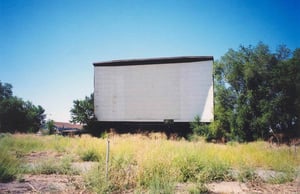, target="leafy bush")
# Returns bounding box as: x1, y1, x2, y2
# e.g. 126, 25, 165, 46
176, 155, 204, 182
190, 116, 208, 136
80, 149, 101, 162
0, 81, 46, 133
190, 116, 229, 141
